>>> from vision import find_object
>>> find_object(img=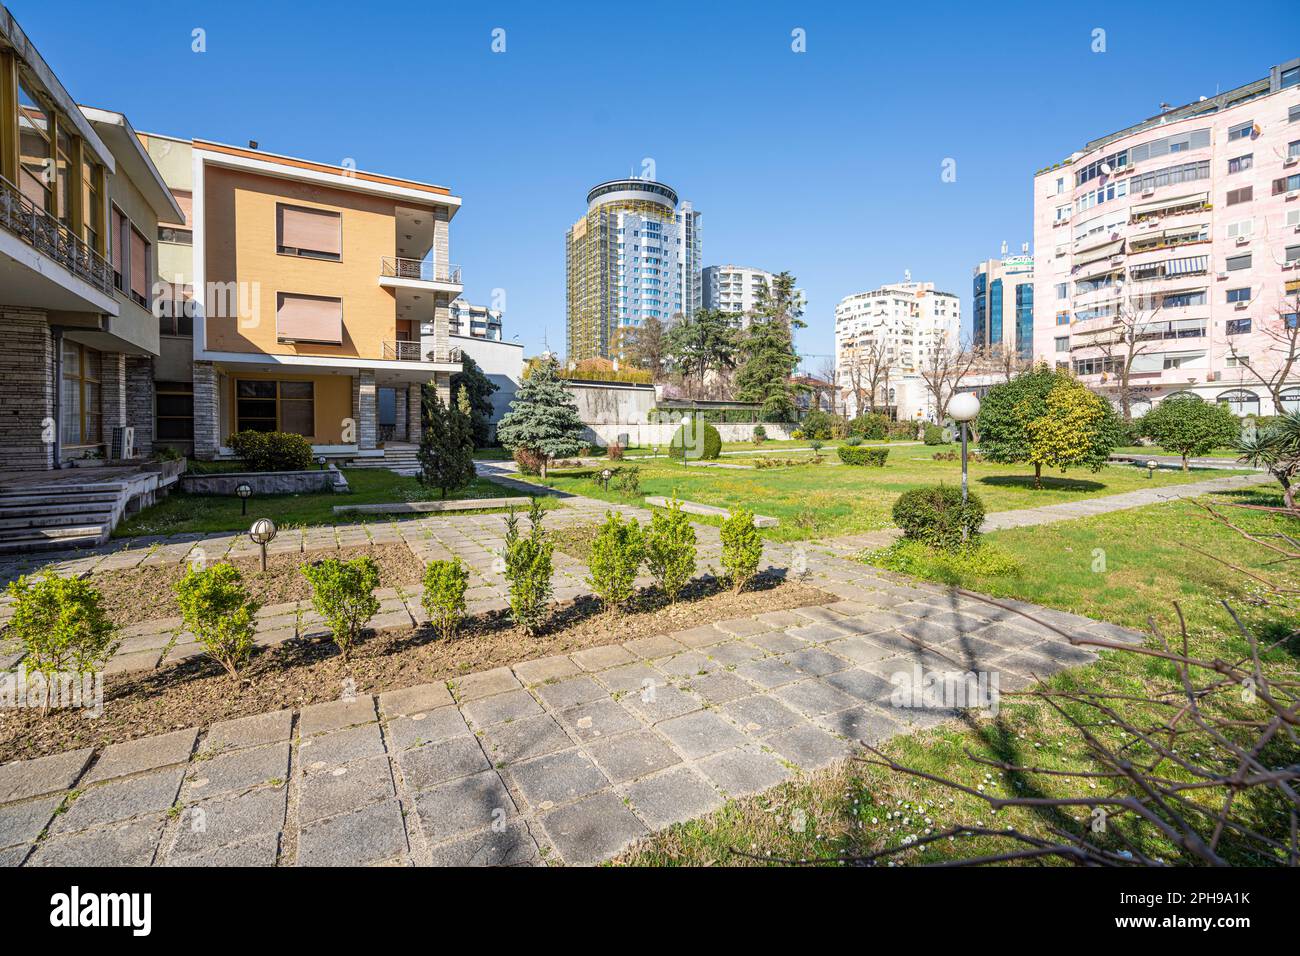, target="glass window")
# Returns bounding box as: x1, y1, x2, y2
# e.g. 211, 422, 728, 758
17, 77, 52, 209
1280, 389, 1300, 413
1225, 254, 1251, 271
60, 341, 102, 447
1226, 318, 1251, 335
1227, 154, 1252, 174
1226, 186, 1253, 205
155, 381, 194, 442
1227, 287, 1251, 303
235, 380, 314, 437
1218, 389, 1259, 416
1227, 121, 1253, 141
